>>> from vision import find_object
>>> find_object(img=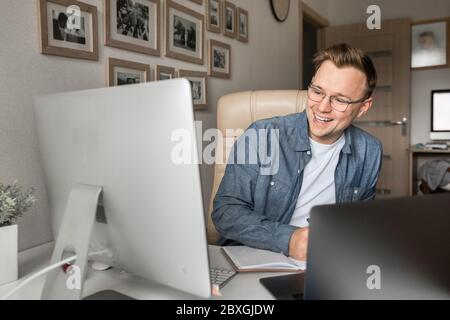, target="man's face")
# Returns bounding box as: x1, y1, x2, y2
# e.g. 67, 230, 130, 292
306, 60, 373, 144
